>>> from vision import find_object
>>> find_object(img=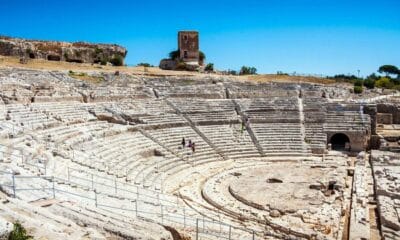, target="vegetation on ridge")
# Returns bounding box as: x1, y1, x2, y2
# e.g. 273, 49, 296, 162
68, 70, 104, 84
8, 221, 32, 240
